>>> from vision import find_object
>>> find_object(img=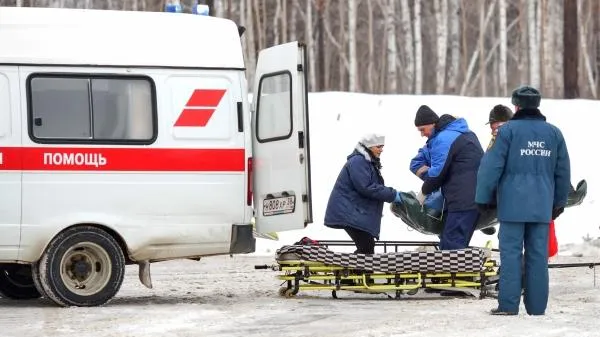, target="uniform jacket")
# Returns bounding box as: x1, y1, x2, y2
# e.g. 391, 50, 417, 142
475, 108, 571, 222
